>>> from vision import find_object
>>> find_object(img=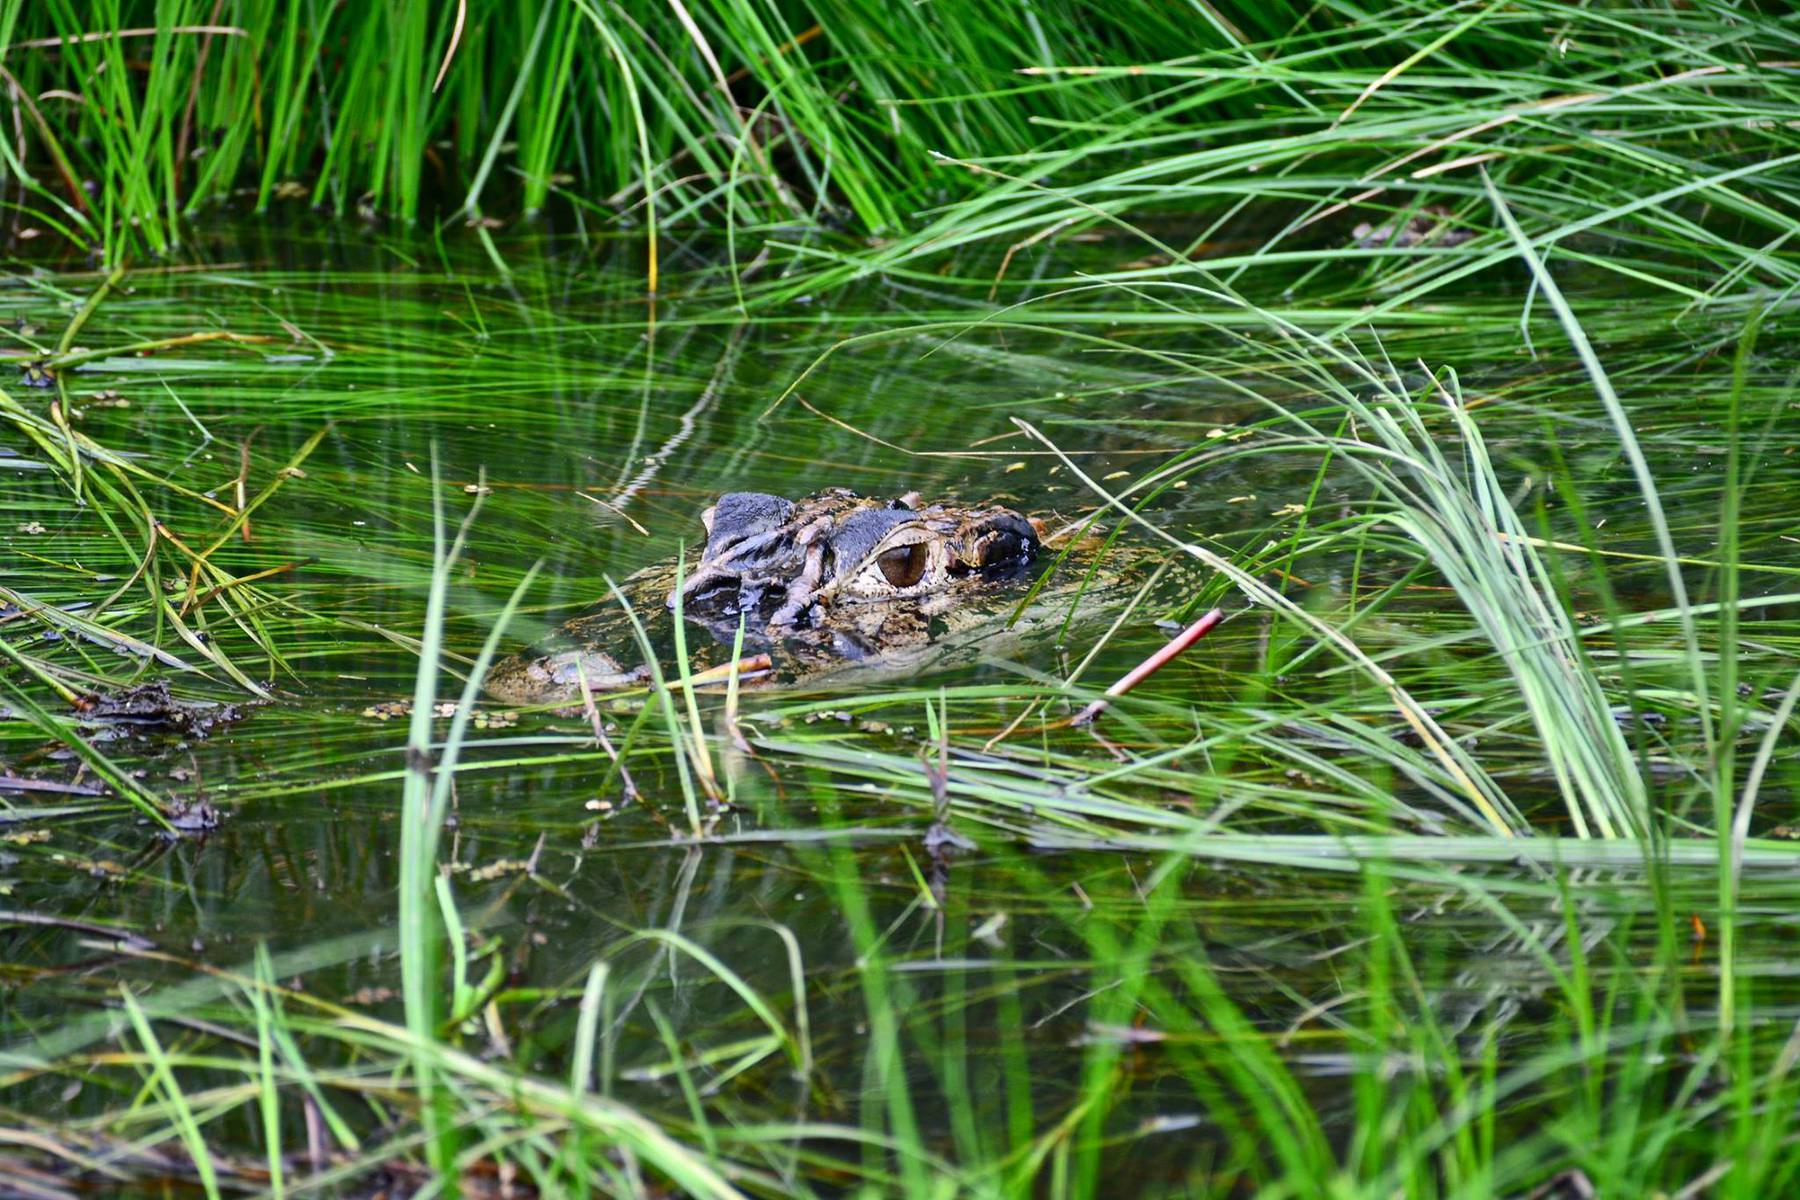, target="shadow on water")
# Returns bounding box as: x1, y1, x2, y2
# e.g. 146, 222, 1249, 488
3, 218, 1799, 1193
